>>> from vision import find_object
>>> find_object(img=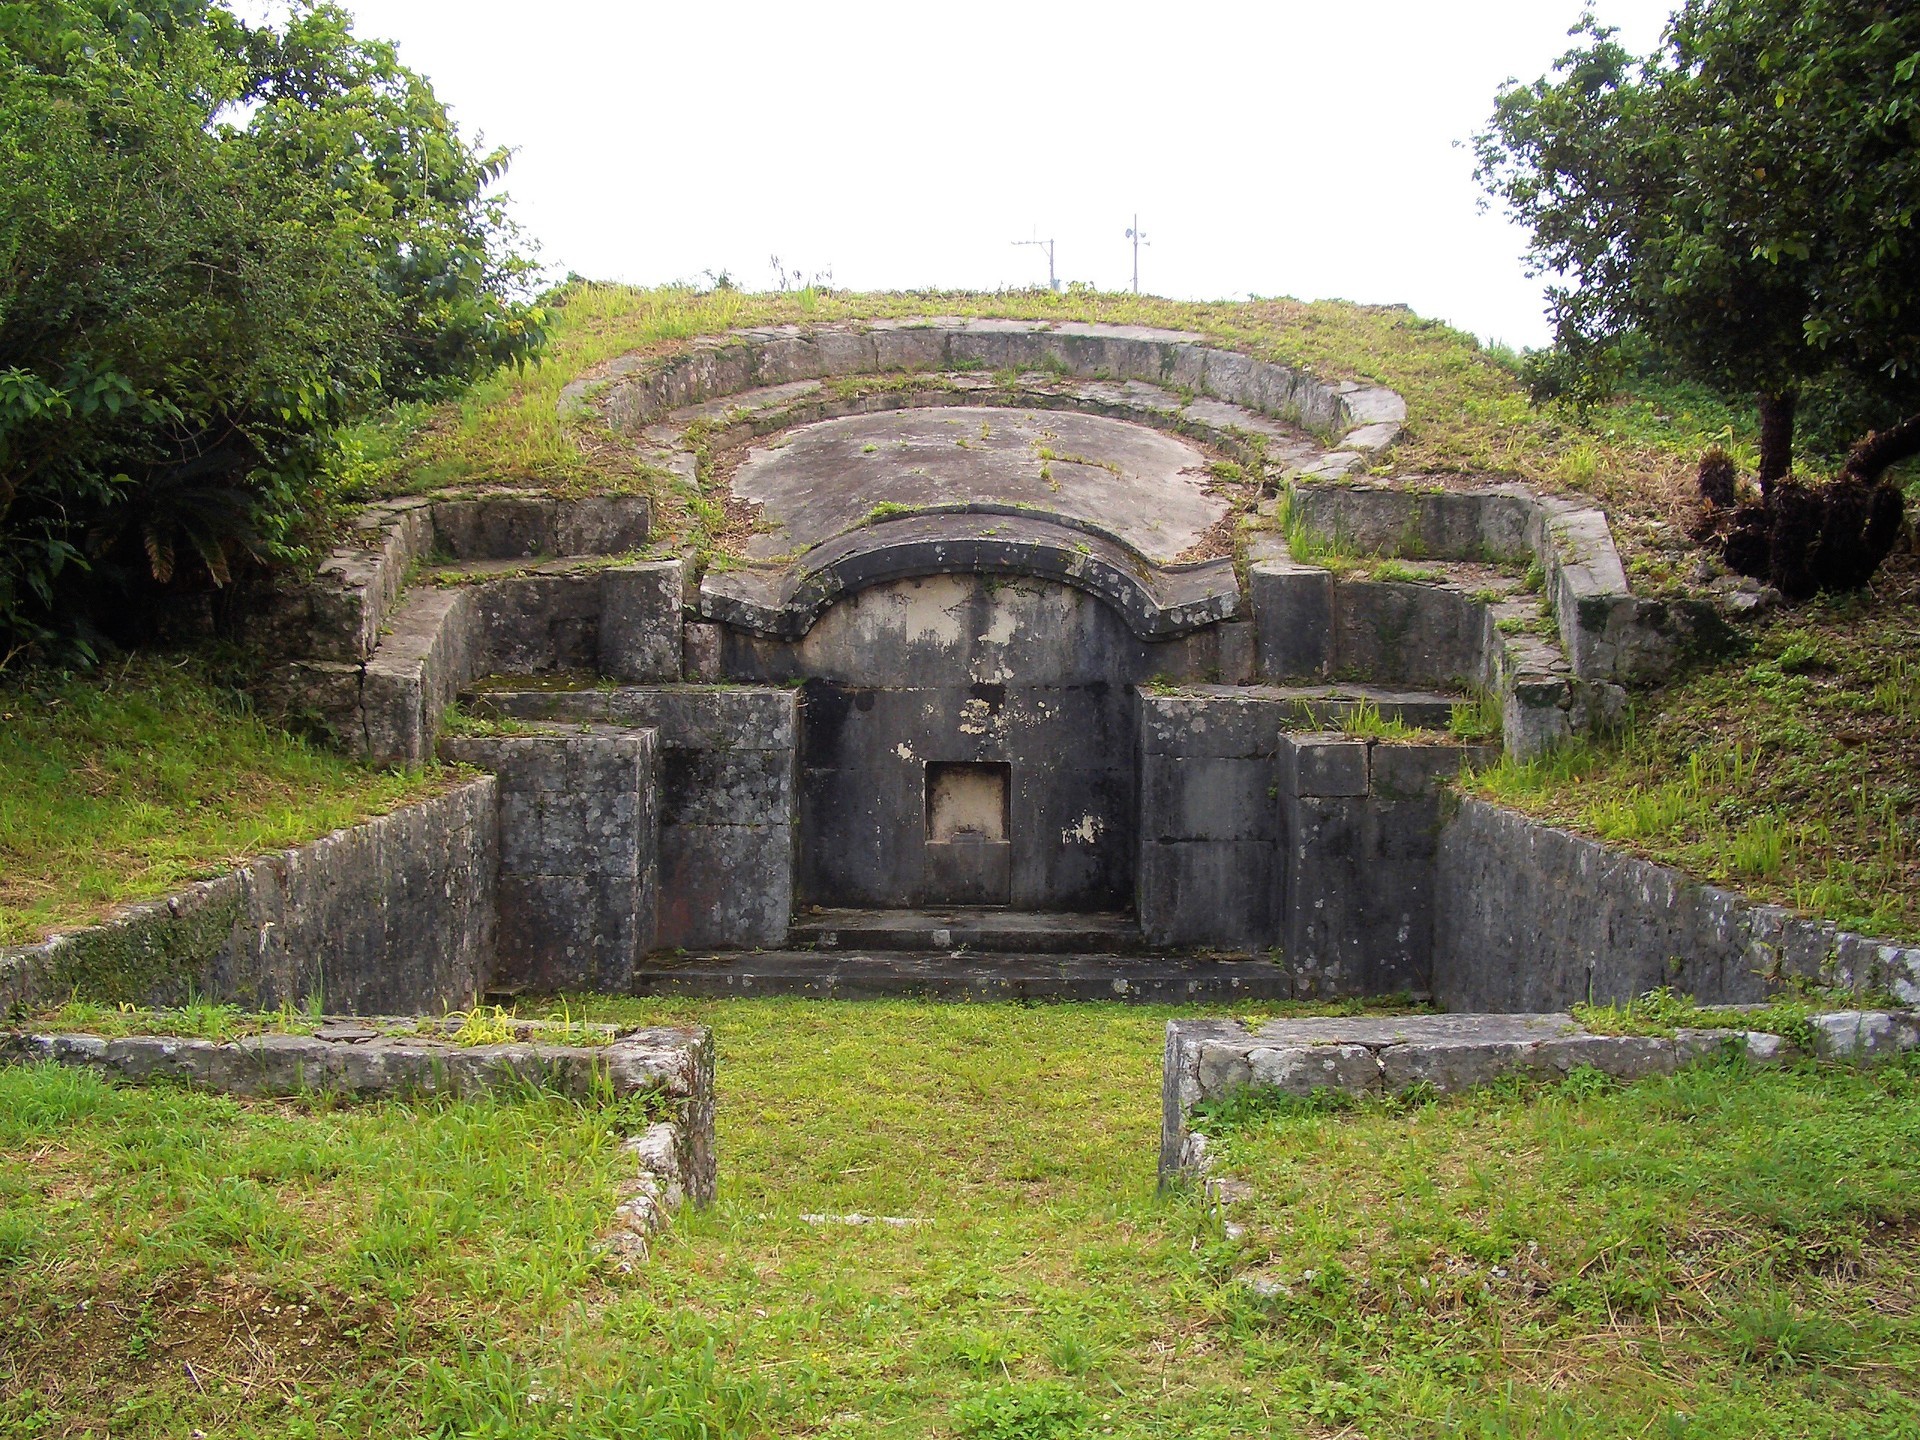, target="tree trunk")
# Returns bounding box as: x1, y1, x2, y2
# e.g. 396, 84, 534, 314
1841, 412, 1920, 484
1757, 389, 1797, 492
